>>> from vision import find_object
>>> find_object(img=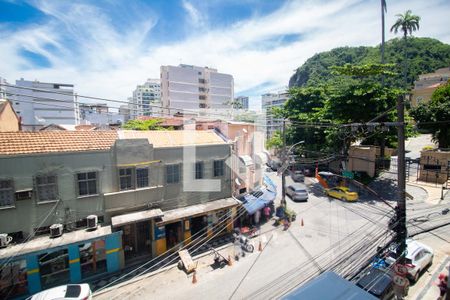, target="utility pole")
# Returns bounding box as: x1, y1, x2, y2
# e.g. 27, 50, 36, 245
396, 94, 407, 264
281, 119, 287, 207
